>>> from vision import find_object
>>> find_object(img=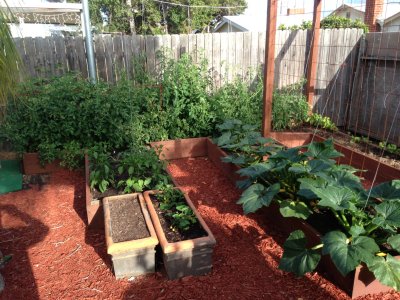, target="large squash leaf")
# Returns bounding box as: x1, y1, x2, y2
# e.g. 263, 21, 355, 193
369, 180, 400, 201
279, 201, 312, 219
321, 231, 379, 276
314, 186, 357, 211
303, 139, 343, 161
367, 255, 400, 291
279, 230, 321, 276
289, 159, 333, 175
387, 235, 400, 252
236, 183, 280, 214
373, 201, 400, 228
